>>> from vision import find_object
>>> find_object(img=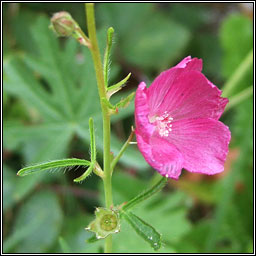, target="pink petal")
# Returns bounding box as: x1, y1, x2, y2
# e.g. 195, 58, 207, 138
175, 56, 202, 72
156, 70, 228, 120
134, 82, 155, 143
136, 132, 184, 179
166, 118, 231, 175
147, 57, 203, 114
